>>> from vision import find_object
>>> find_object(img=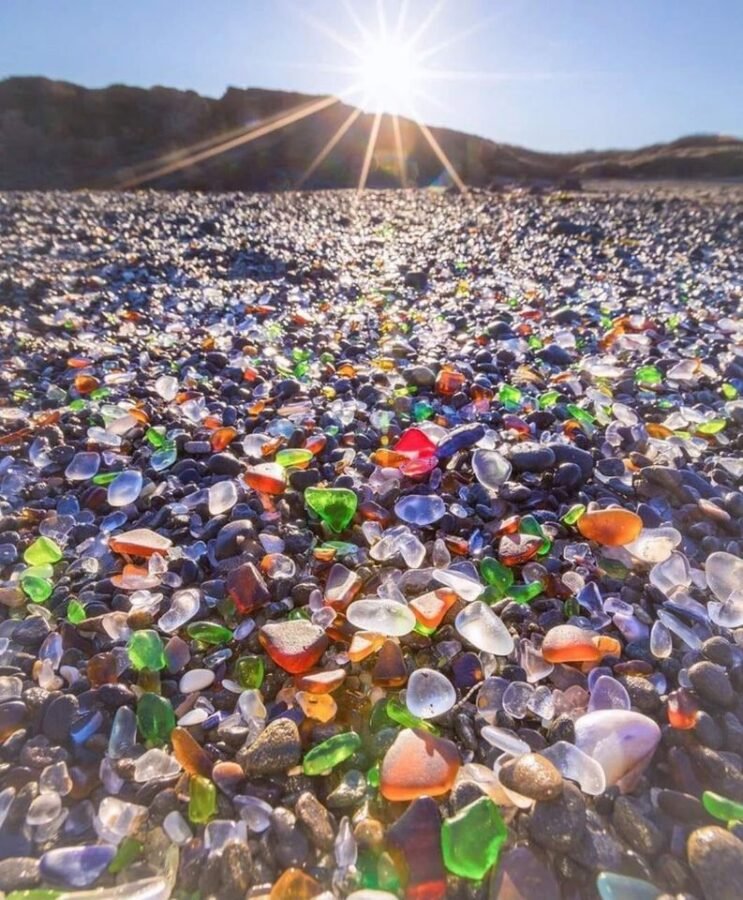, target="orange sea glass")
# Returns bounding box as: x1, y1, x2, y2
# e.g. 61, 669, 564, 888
577, 509, 643, 546
172, 726, 213, 777
243, 463, 287, 495
294, 668, 346, 694
259, 621, 329, 674
269, 868, 322, 900
409, 589, 457, 631
435, 368, 465, 396
347, 631, 386, 663
210, 426, 237, 451
296, 691, 337, 723
73, 374, 100, 394
667, 688, 698, 730
380, 728, 461, 802
498, 533, 542, 567
541, 624, 621, 664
